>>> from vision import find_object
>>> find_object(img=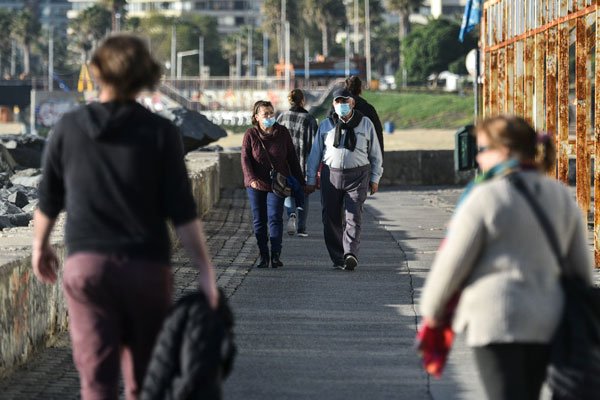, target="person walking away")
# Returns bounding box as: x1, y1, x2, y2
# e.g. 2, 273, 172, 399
242, 100, 305, 268
305, 88, 383, 271
344, 76, 384, 158
419, 116, 593, 400
32, 34, 218, 400
276, 89, 318, 237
